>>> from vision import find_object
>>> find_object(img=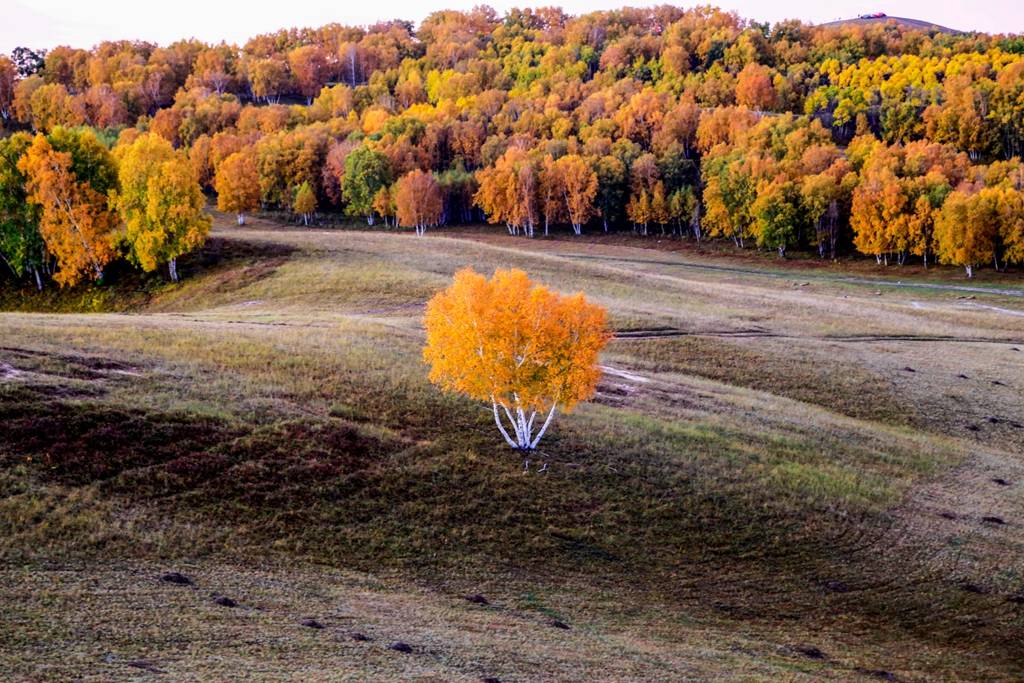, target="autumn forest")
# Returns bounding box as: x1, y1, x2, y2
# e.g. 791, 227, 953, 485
3, 7, 1024, 288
